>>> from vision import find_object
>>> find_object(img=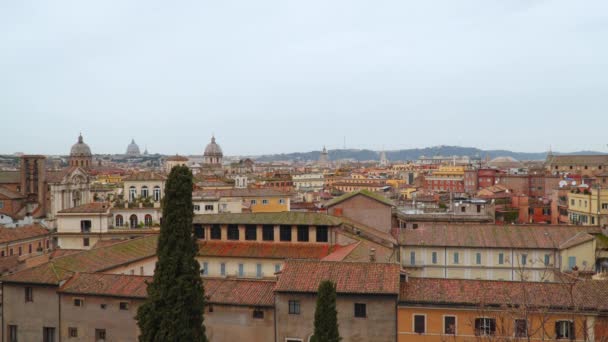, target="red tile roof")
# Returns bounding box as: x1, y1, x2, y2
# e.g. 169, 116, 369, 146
205, 278, 276, 307
198, 241, 342, 260
321, 242, 360, 261
398, 224, 596, 249
275, 260, 401, 295
58, 202, 111, 214
123, 171, 166, 181
0, 187, 24, 200
400, 278, 608, 312
59, 272, 149, 298
1, 235, 158, 285
0, 224, 49, 244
